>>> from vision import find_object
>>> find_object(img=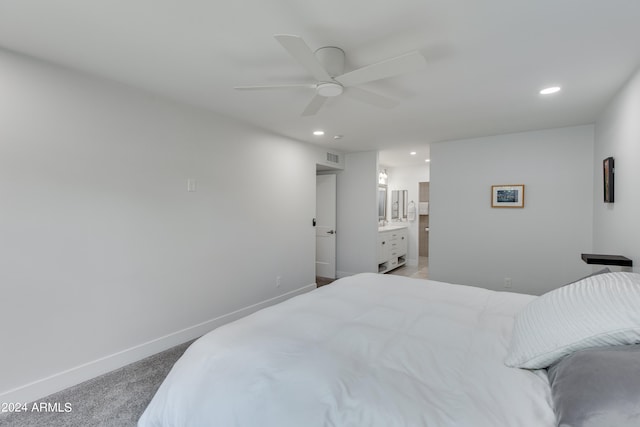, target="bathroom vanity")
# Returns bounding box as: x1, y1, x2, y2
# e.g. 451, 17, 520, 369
378, 225, 408, 273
